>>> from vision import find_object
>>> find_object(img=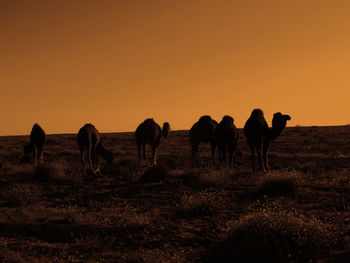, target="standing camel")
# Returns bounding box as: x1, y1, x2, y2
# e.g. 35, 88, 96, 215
244, 109, 291, 171
189, 115, 218, 167
77, 124, 114, 176
20, 123, 46, 167
135, 118, 170, 167
215, 115, 239, 168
